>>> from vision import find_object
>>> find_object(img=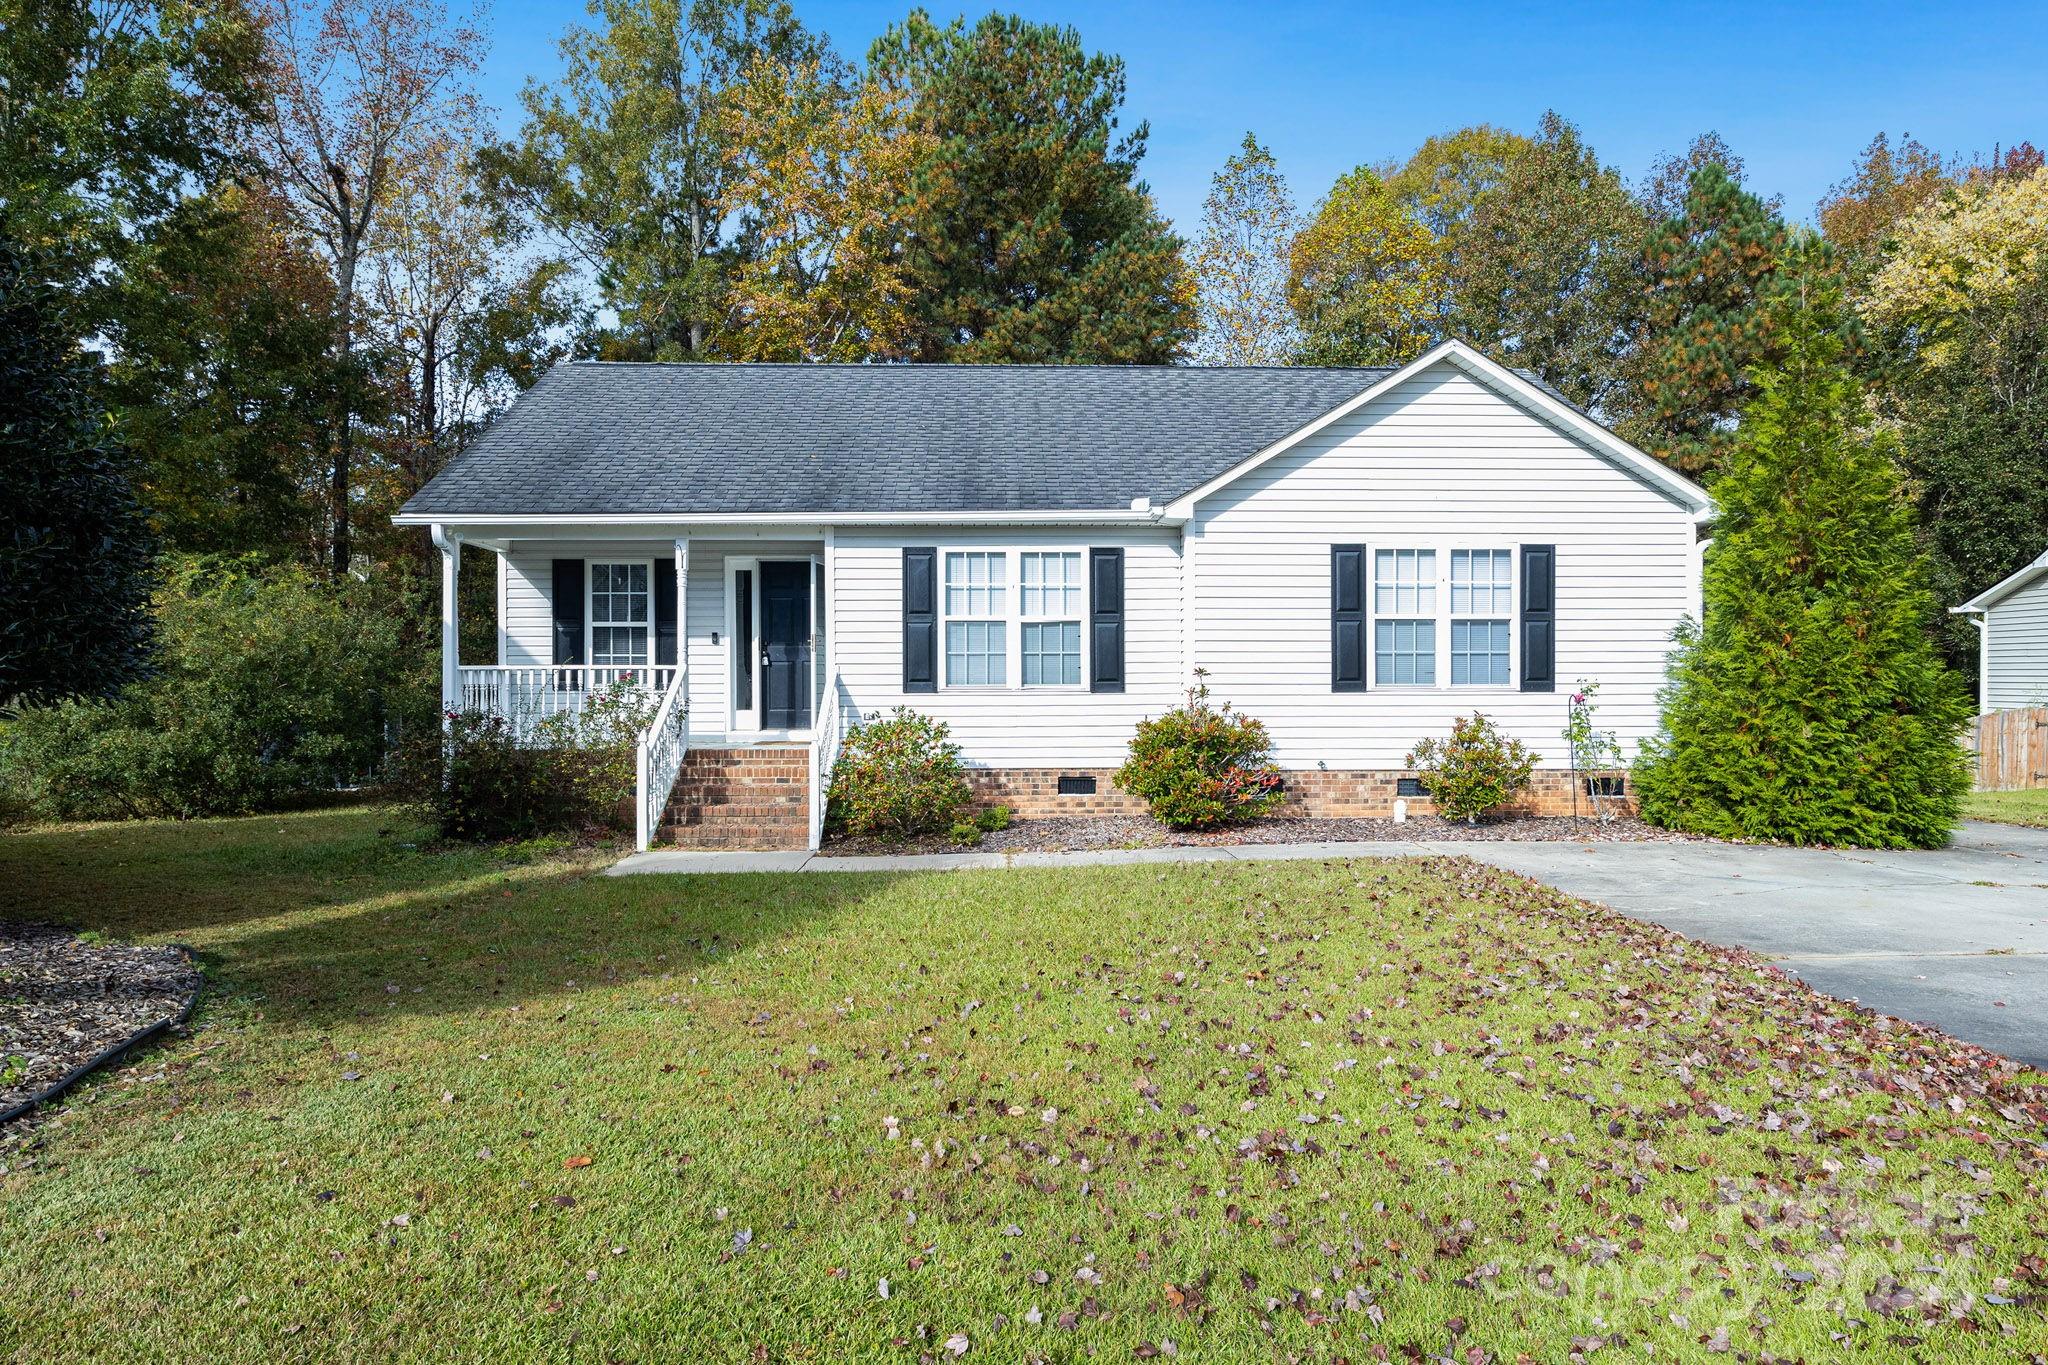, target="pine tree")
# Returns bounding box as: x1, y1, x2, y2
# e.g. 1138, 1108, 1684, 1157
0, 231, 156, 703
1632, 241, 1974, 849
1621, 162, 1789, 478
870, 11, 1194, 363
